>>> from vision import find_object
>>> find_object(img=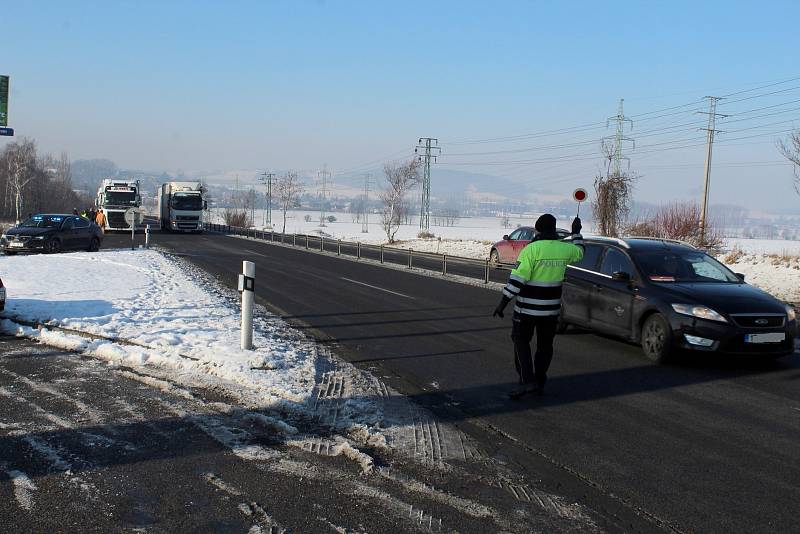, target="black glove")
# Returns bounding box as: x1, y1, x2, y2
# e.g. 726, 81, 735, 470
571, 216, 582, 235
493, 296, 511, 318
